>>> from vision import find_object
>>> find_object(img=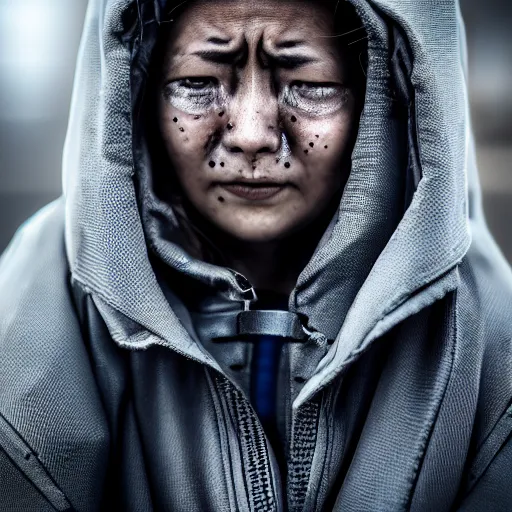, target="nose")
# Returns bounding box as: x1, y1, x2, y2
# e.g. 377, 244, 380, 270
222, 70, 281, 156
